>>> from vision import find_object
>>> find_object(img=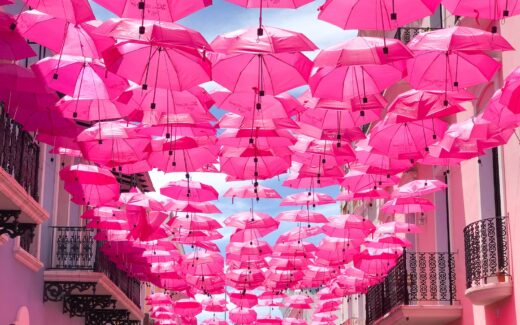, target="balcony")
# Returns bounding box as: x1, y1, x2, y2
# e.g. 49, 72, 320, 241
44, 226, 143, 323
365, 251, 462, 325
464, 216, 512, 305
0, 103, 47, 240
